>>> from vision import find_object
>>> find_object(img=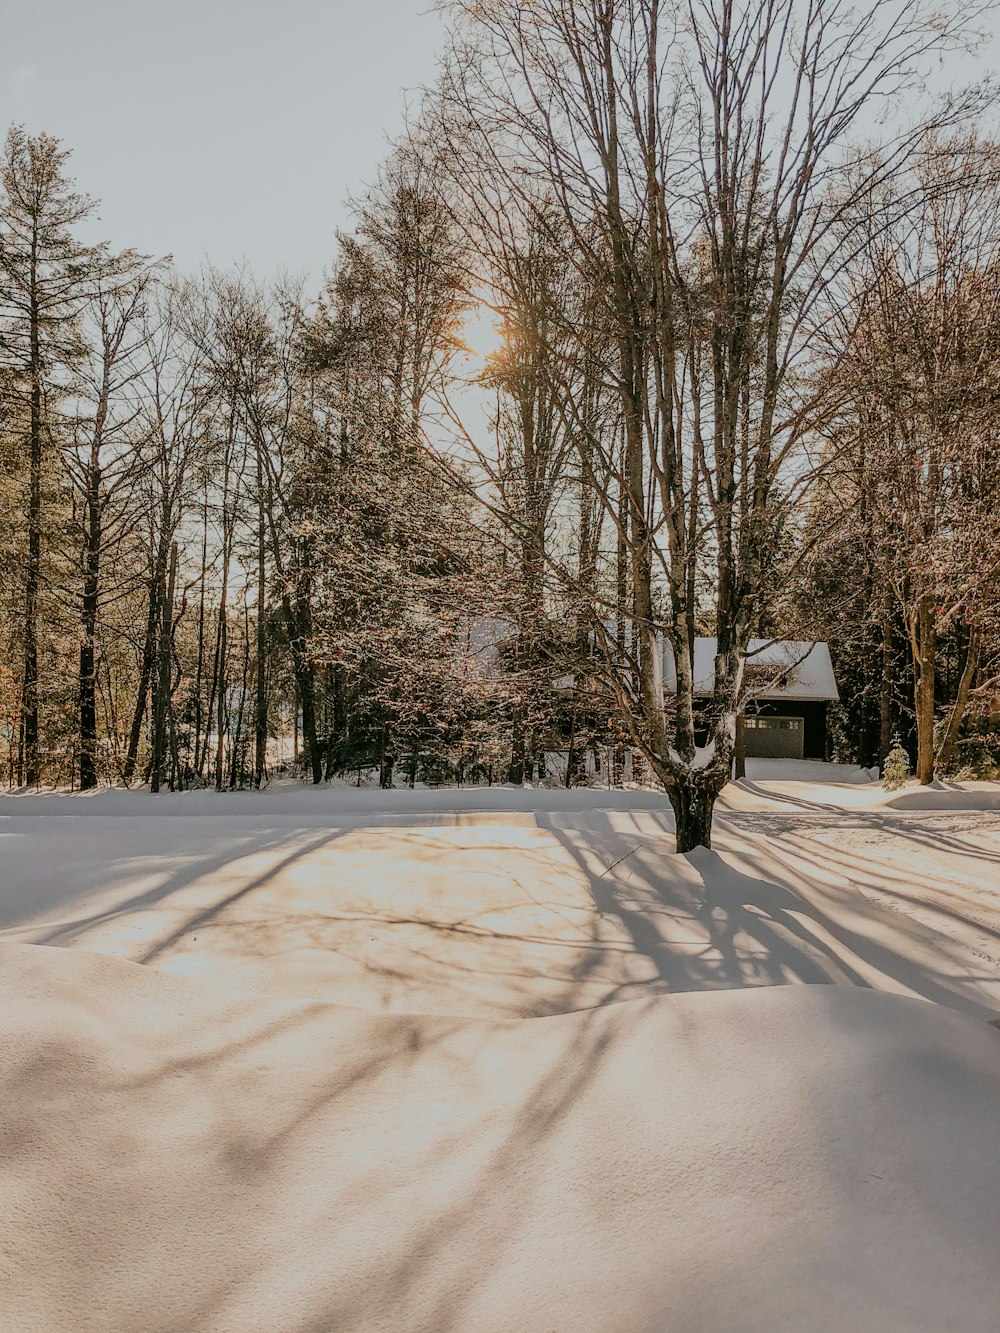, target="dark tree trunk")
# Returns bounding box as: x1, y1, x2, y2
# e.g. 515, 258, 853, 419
914, 596, 937, 785
22, 256, 42, 787
299, 671, 322, 784
936, 624, 980, 775
78, 406, 108, 790
279, 592, 321, 783
733, 713, 747, 781
508, 706, 525, 784
322, 664, 345, 782
78, 533, 100, 789
379, 726, 394, 789
192, 492, 209, 777
151, 542, 177, 794
230, 600, 251, 789
253, 463, 267, 789
214, 609, 228, 791
879, 602, 894, 763
123, 547, 165, 785
565, 710, 578, 788
668, 781, 717, 853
